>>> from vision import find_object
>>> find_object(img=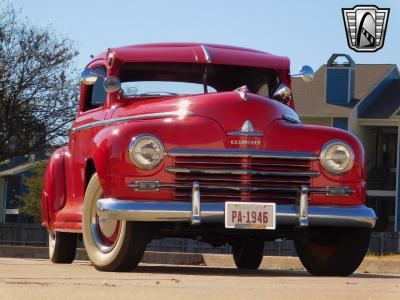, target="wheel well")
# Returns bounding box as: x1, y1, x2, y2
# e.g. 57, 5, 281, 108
85, 159, 96, 189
